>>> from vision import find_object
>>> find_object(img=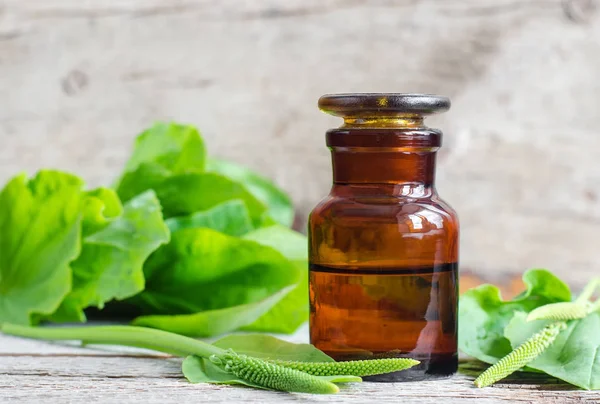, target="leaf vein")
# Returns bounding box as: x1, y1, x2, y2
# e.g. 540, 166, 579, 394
588, 343, 599, 389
